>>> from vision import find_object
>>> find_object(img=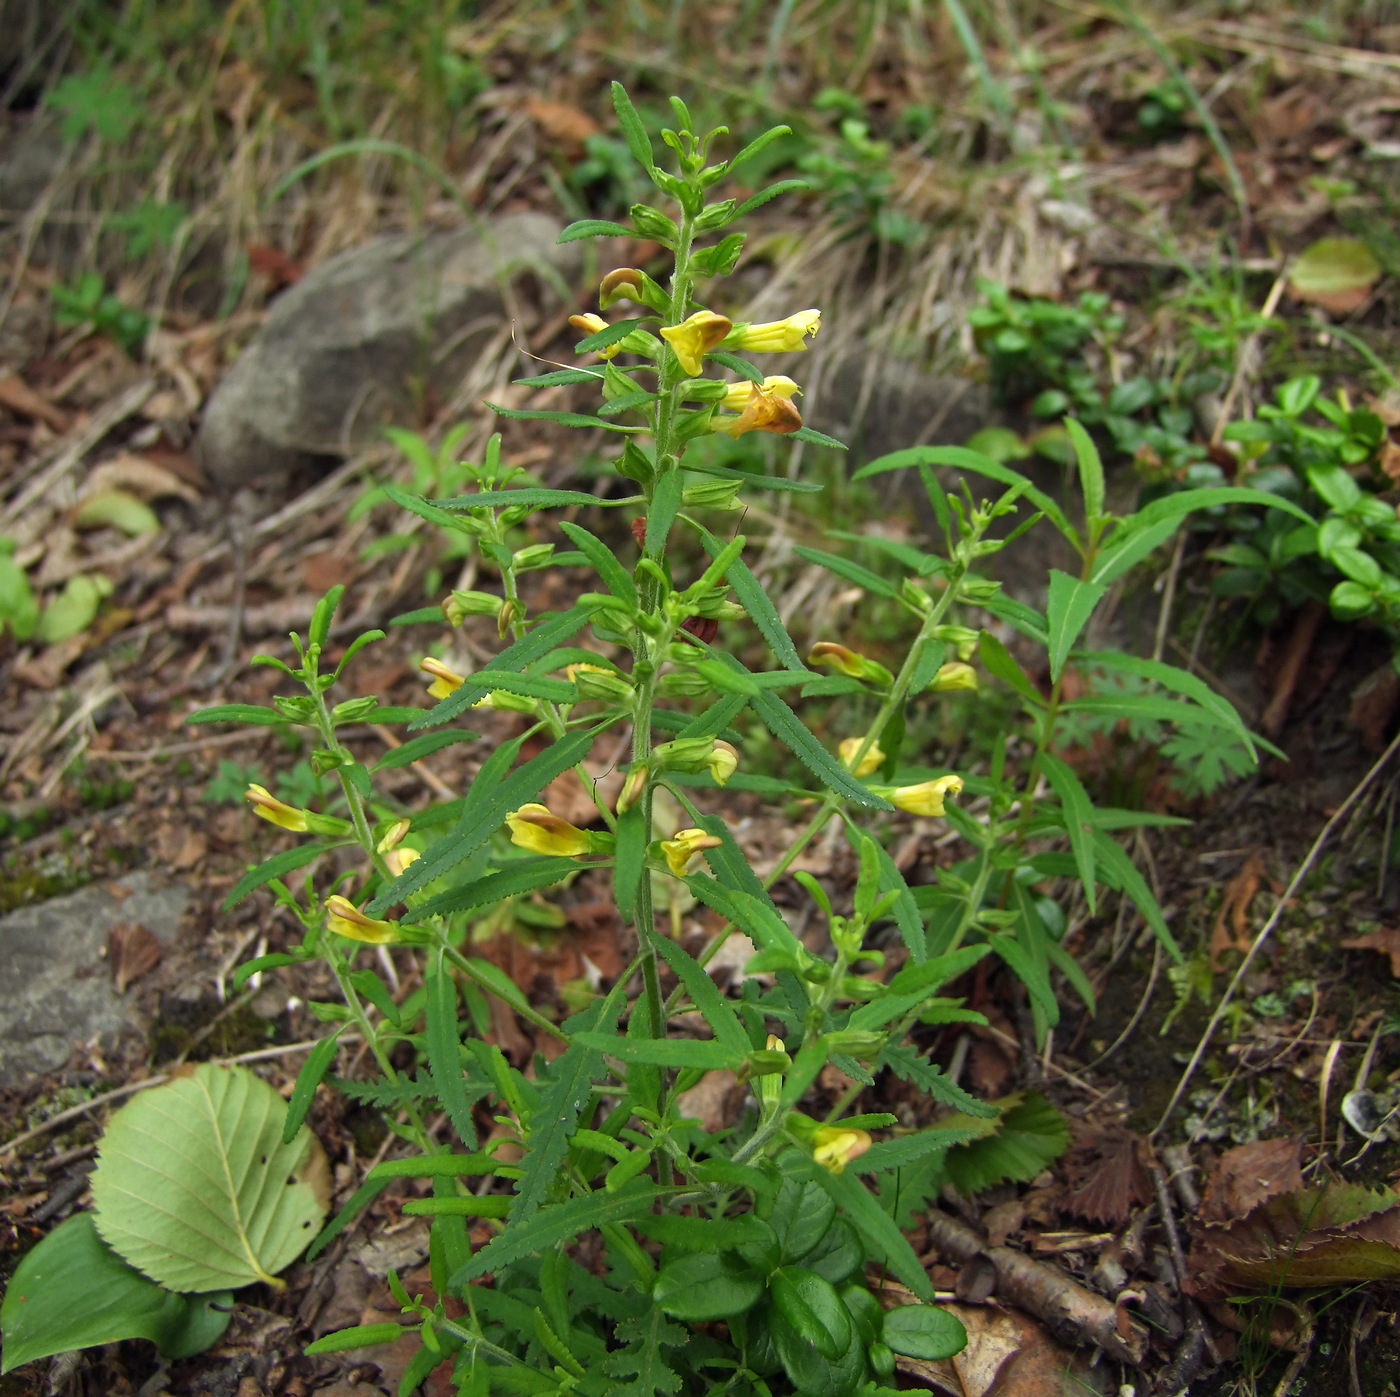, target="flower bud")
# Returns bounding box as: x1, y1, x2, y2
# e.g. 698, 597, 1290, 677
383, 846, 421, 878
617, 762, 648, 814
932, 625, 979, 661
376, 818, 411, 853
707, 740, 739, 786
512, 543, 555, 572
566, 662, 634, 704
599, 267, 668, 312
659, 827, 723, 876
325, 895, 402, 945
838, 737, 885, 778
629, 203, 680, 244
442, 590, 505, 626
719, 376, 800, 412
658, 669, 712, 697
808, 642, 893, 687
681, 479, 743, 510
330, 696, 380, 724
711, 379, 803, 438
930, 661, 978, 693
